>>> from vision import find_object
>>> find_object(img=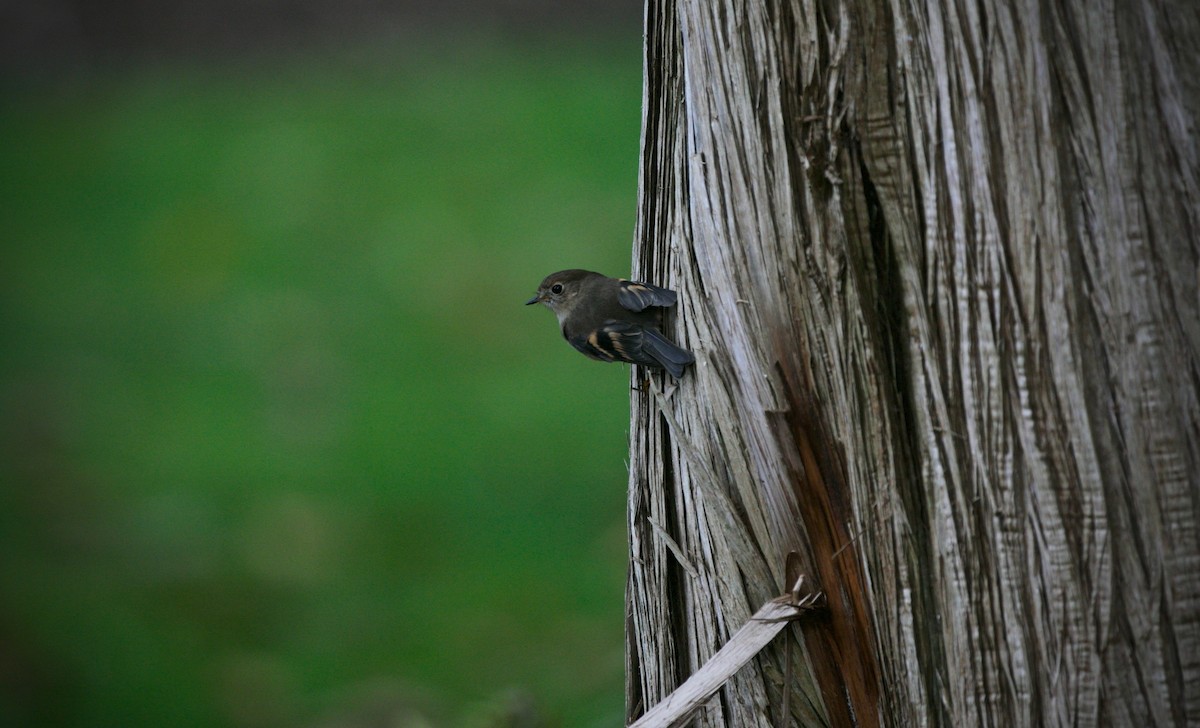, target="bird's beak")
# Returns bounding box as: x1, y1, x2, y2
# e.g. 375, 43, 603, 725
525, 293, 542, 305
